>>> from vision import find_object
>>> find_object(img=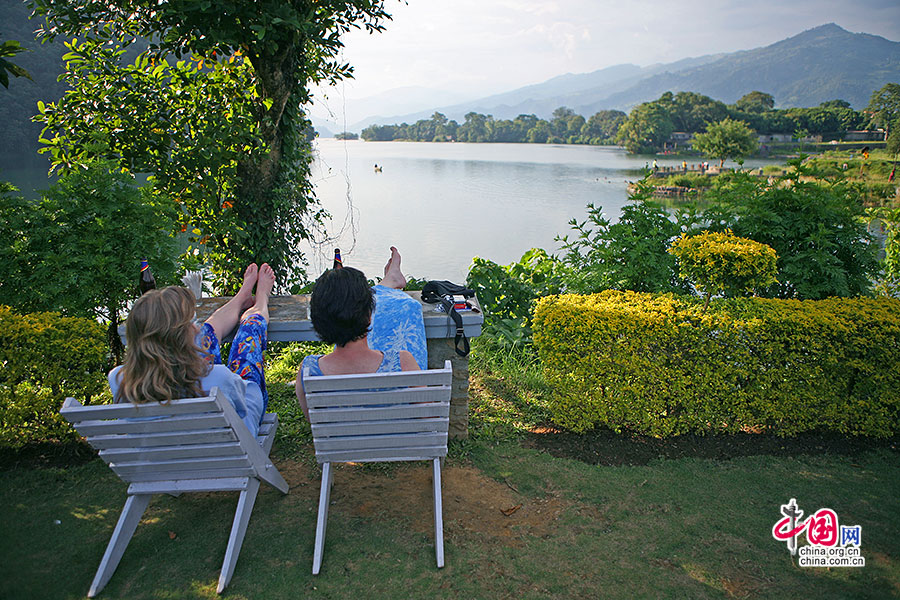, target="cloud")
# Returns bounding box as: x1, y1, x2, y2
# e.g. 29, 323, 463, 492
499, 0, 561, 17
313, 0, 900, 106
